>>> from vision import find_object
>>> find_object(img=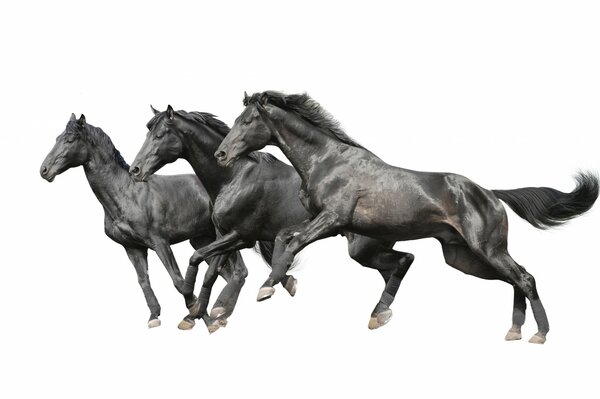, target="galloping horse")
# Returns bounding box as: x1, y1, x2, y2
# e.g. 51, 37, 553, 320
40, 114, 245, 331
129, 106, 415, 330
215, 91, 598, 343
